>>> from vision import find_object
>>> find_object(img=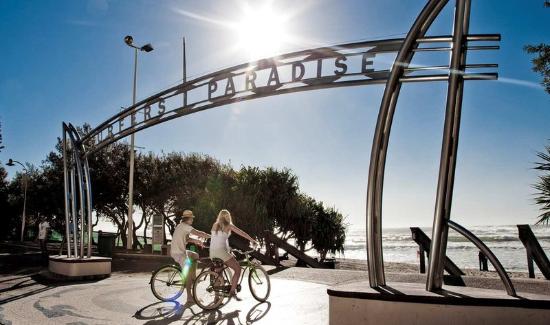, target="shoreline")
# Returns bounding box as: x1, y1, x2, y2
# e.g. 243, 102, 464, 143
334, 257, 548, 280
